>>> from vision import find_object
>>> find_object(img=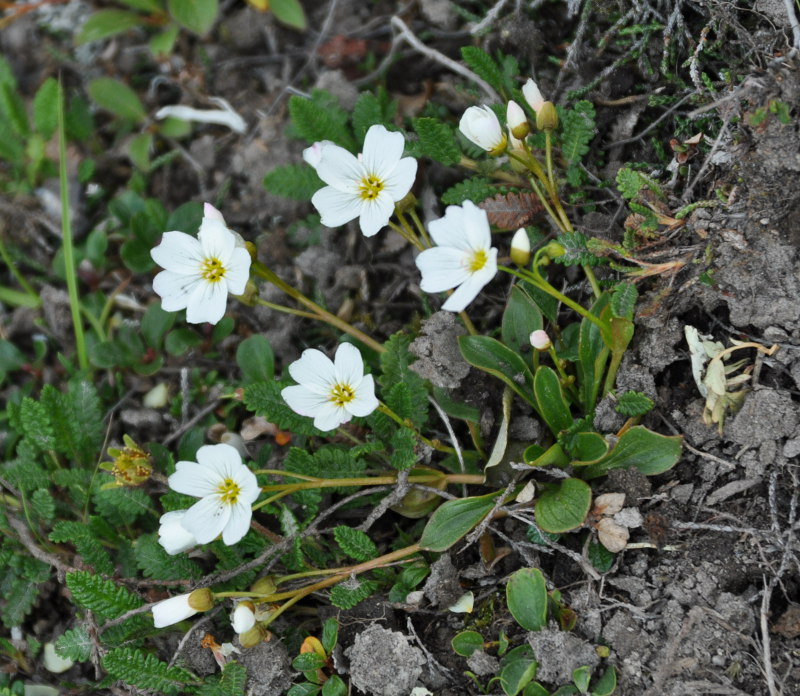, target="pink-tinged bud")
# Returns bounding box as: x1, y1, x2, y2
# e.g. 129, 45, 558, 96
302, 140, 333, 169
506, 100, 529, 140
203, 203, 226, 223
510, 228, 531, 267
522, 78, 545, 113
530, 330, 552, 351
459, 105, 507, 156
